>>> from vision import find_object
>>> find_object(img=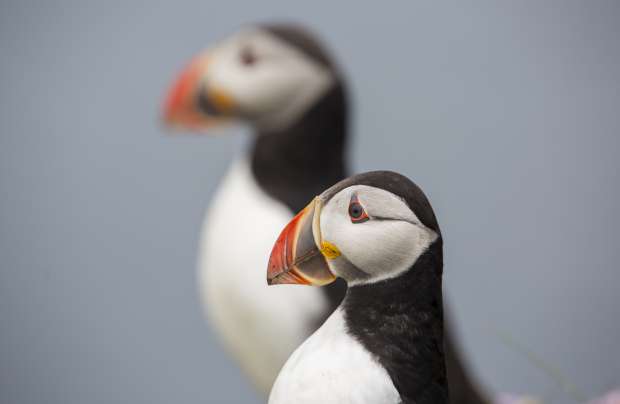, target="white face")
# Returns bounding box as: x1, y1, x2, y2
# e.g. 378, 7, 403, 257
319, 185, 438, 286
204, 28, 335, 130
